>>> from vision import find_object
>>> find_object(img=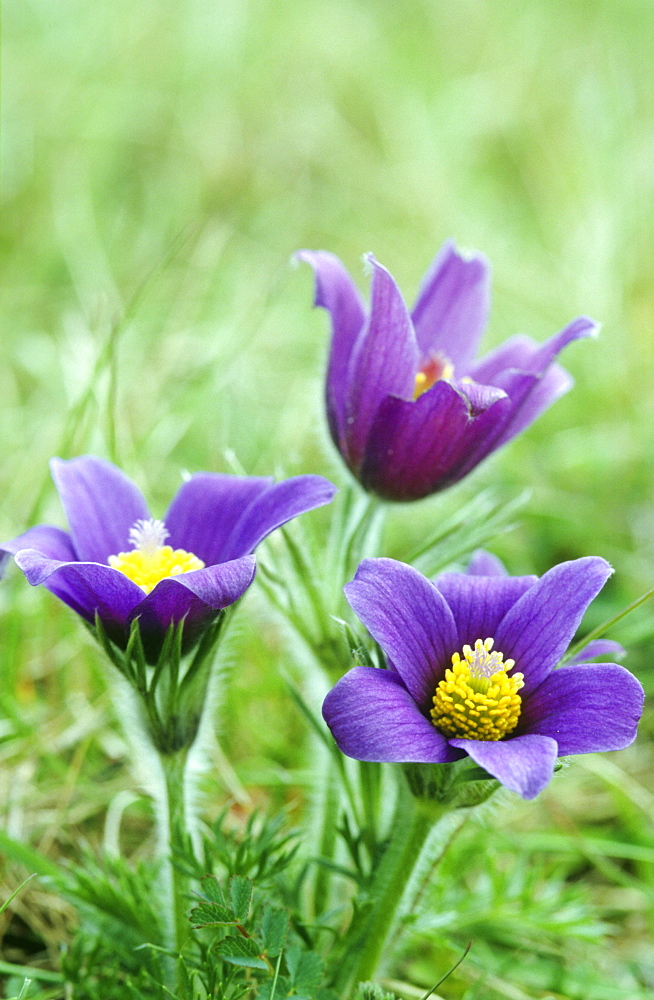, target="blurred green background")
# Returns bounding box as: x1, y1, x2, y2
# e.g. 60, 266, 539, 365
2, 0, 654, 997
